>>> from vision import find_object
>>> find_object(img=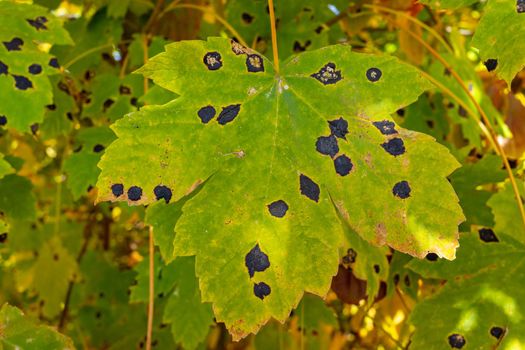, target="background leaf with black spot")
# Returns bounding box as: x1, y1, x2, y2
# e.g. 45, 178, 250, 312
487, 180, 525, 244
96, 37, 463, 338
